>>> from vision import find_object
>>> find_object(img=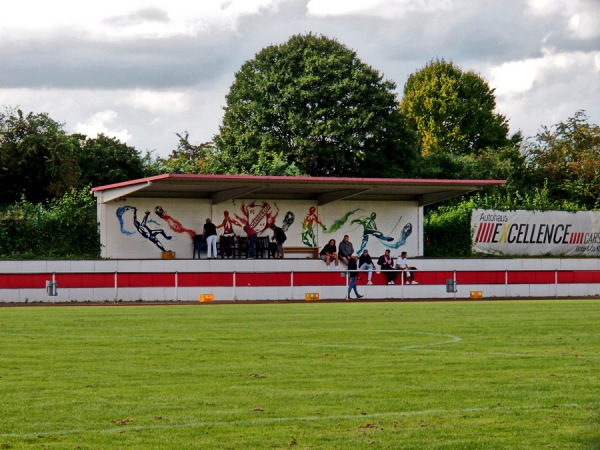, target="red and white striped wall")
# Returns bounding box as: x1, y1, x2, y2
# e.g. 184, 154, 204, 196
1, 258, 599, 303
